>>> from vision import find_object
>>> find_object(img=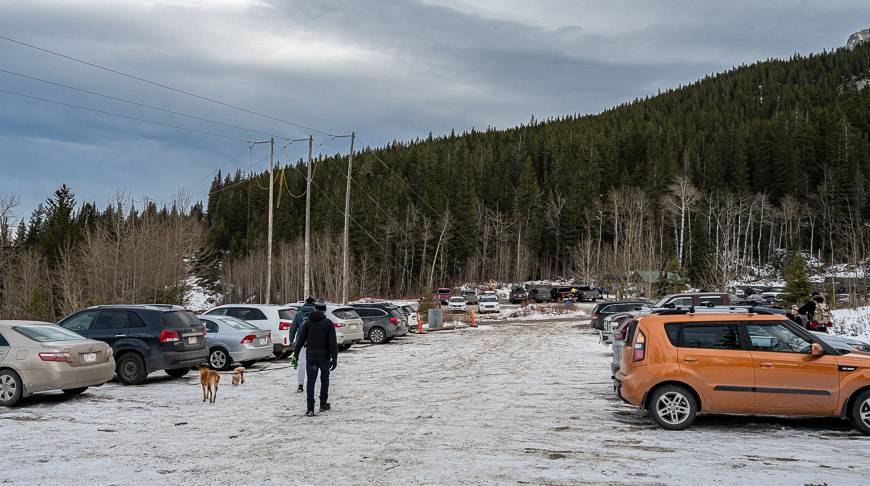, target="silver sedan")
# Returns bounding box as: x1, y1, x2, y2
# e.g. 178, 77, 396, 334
199, 315, 273, 370
0, 320, 115, 406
